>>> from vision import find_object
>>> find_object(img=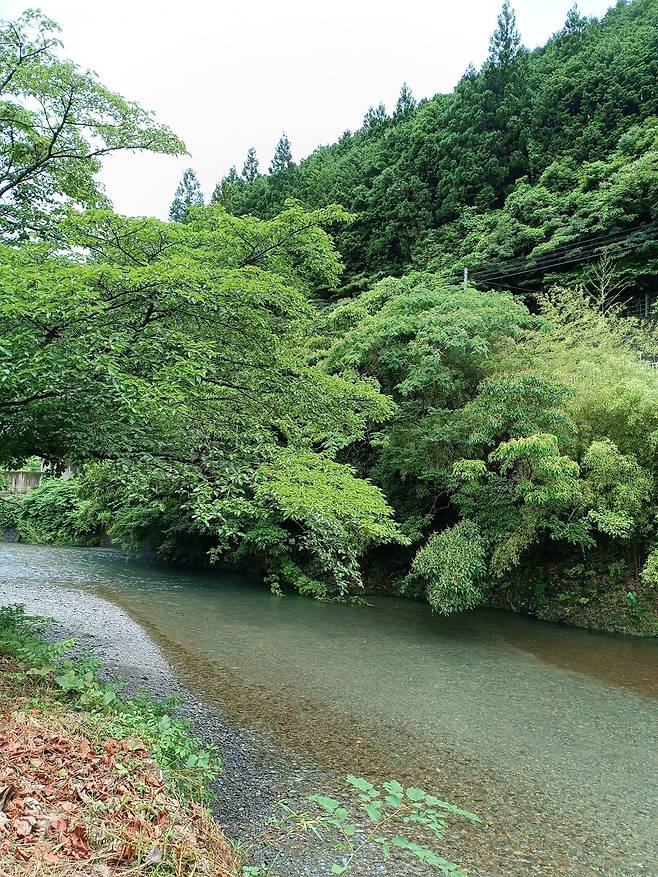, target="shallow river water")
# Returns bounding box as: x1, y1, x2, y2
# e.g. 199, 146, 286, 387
1, 543, 657, 876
